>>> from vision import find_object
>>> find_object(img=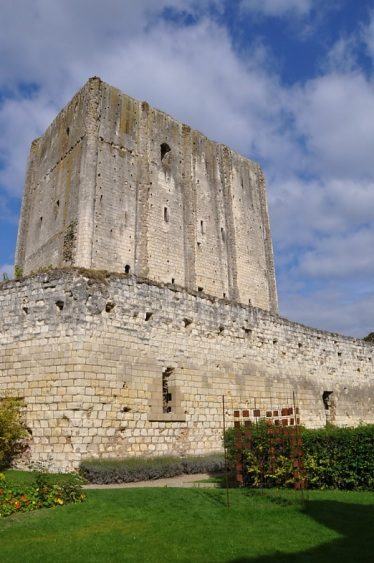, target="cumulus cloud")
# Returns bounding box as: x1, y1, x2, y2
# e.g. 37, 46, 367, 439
0, 94, 56, 196
290, 71, 374, 179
